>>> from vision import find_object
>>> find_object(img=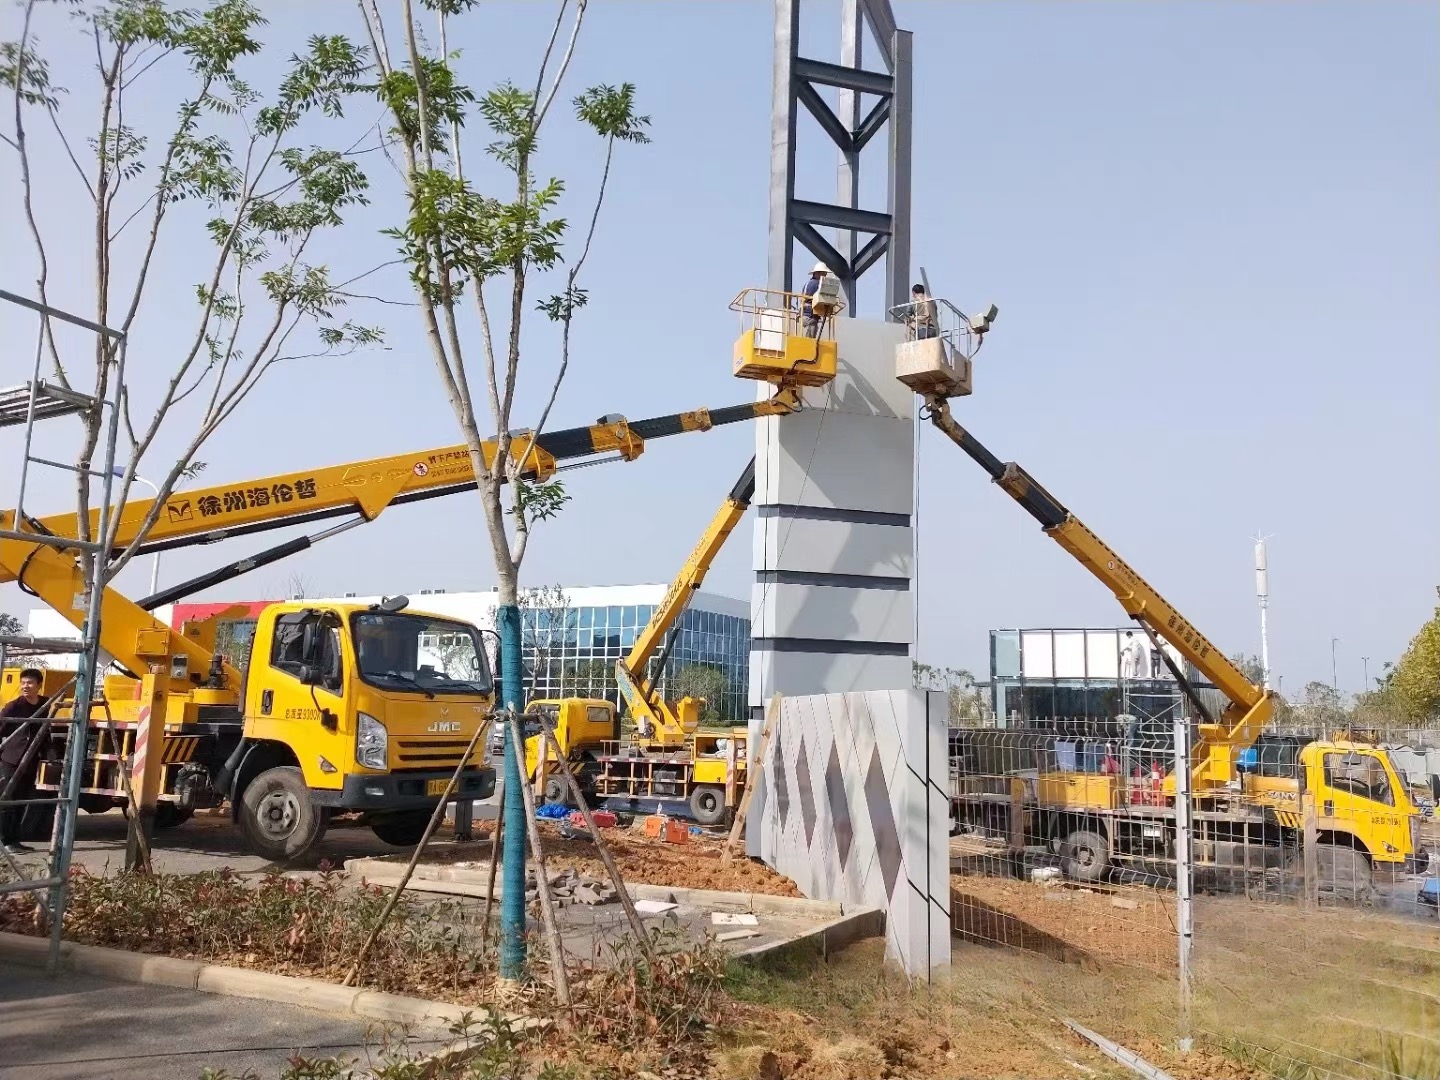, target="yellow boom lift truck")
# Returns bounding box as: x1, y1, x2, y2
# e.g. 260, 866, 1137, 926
892, 301, 1427, 898
521, 283, 845, 825
0, 380, 821, 858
